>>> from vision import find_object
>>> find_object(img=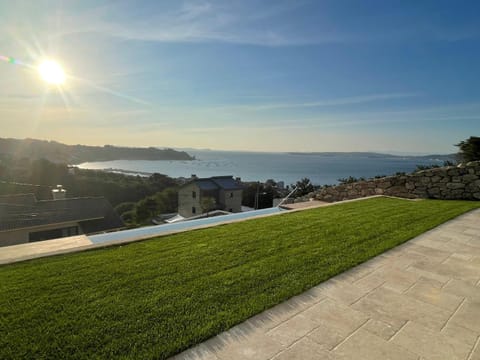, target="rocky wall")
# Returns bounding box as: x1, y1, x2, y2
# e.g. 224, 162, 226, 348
312, 161, 480, 202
